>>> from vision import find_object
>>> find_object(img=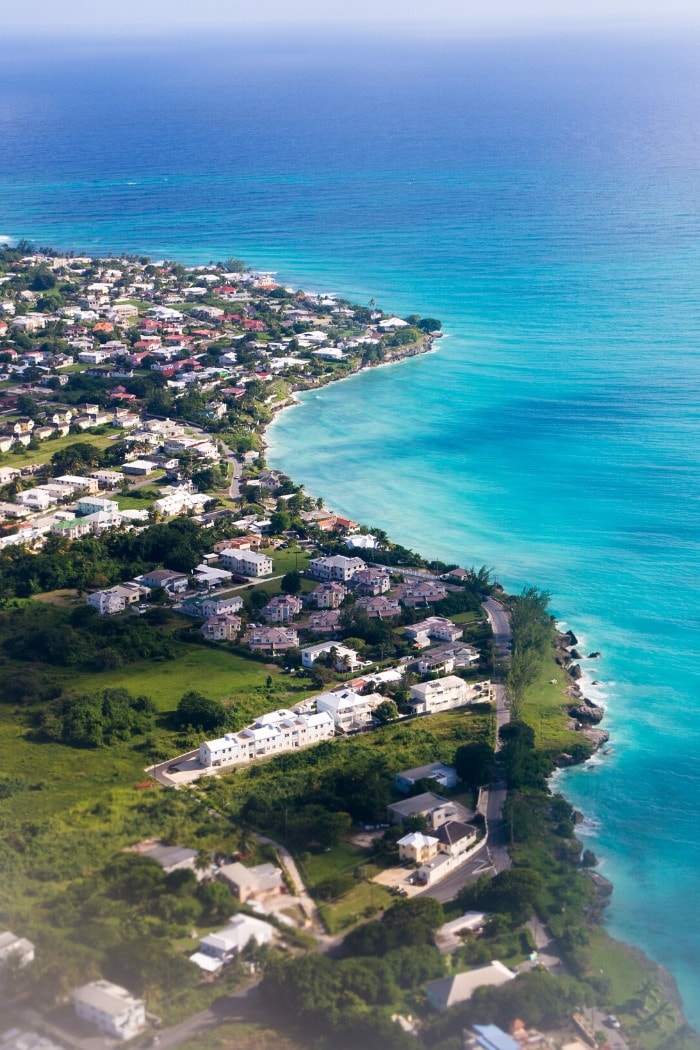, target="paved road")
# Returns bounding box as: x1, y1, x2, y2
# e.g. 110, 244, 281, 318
482, 596, 511, 661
